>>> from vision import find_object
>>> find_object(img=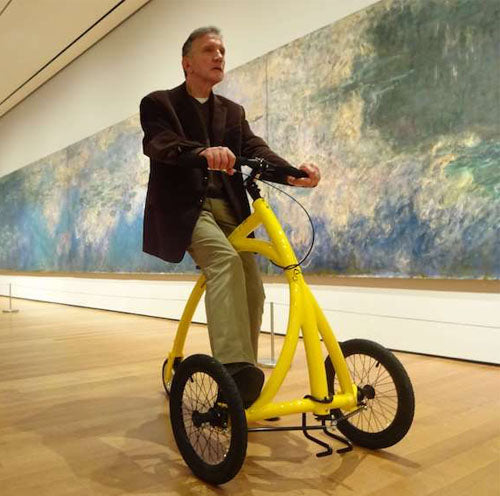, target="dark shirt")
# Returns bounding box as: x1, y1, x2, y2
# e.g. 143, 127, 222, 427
191, 97, 226, 199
